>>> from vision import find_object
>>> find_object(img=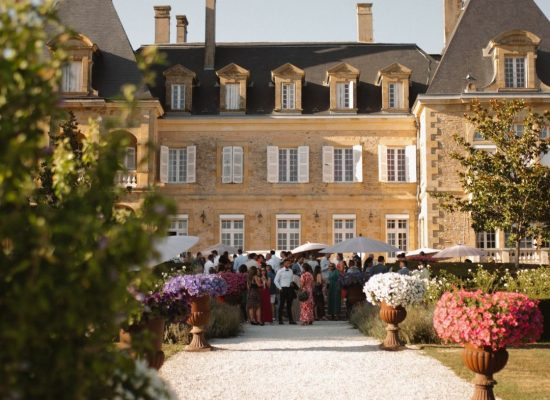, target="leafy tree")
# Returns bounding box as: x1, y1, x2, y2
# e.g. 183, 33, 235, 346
0, 1, 174, 399
433, 100, 550, 268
